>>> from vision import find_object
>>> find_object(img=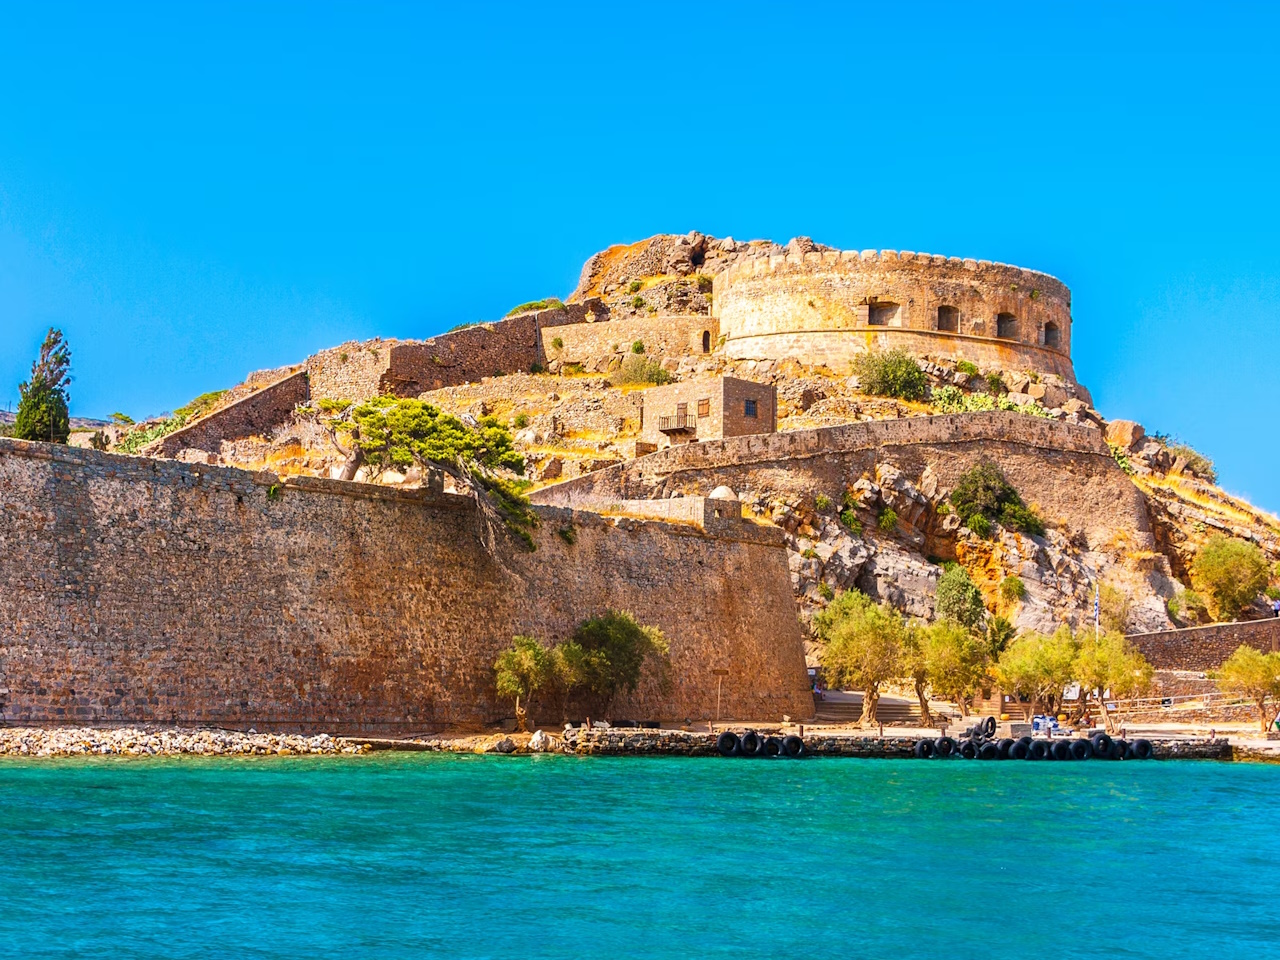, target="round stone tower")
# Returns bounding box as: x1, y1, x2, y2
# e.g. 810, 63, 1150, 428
712, 248, 1075, 381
